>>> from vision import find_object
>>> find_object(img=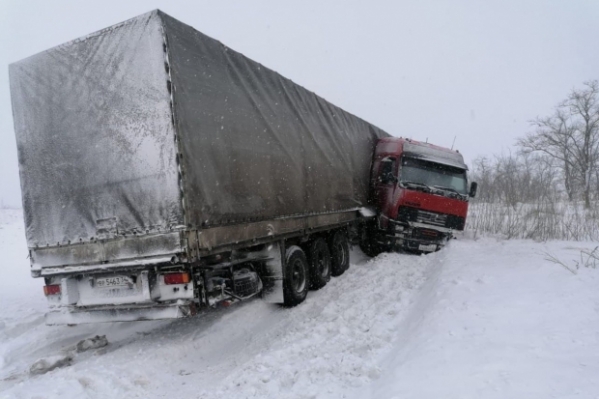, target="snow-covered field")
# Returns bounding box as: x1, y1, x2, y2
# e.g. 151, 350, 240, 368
1, 209, 598, 399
